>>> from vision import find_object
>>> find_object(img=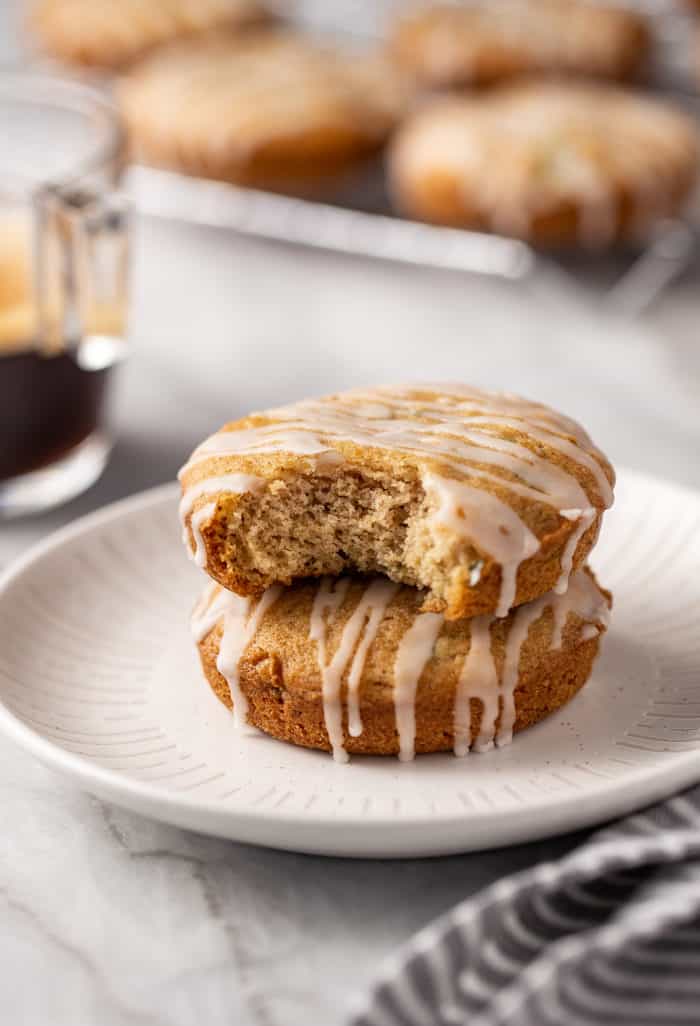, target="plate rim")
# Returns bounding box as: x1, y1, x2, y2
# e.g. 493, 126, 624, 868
1, 469, 700, 854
